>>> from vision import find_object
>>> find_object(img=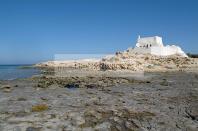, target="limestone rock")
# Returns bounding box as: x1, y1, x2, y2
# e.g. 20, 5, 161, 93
0, 85, 12, 92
